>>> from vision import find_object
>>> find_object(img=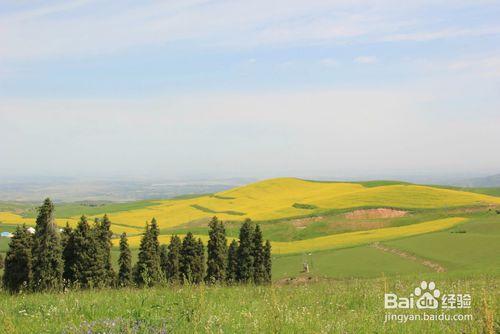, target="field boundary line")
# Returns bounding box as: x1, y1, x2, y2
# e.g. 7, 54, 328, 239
371, 242, 445, 272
